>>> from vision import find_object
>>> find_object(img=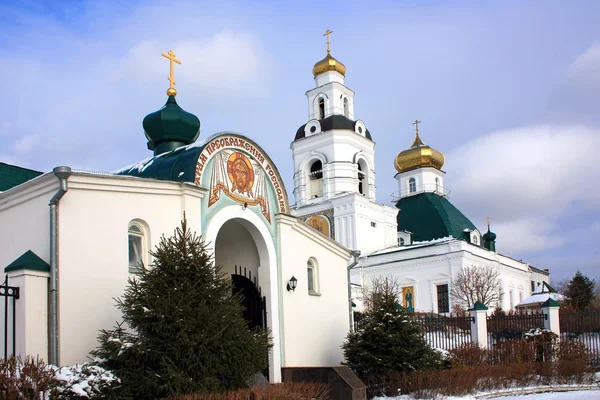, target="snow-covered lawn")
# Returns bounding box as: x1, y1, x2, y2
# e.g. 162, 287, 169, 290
374, 389, 600, 400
